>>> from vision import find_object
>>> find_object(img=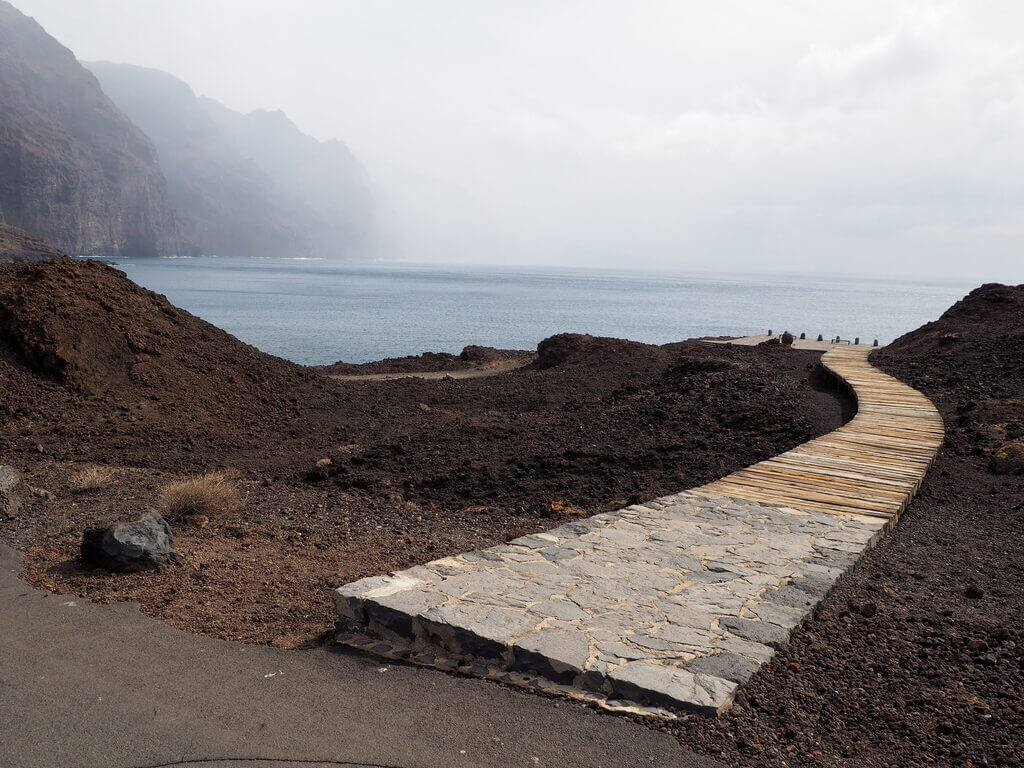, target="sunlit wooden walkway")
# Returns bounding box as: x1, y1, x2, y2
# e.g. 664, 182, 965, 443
704, 346, 944, 523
